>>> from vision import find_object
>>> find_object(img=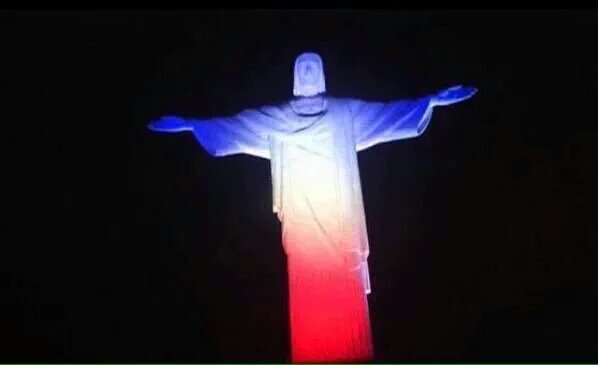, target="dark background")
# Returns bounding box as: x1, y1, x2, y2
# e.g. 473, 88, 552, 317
4, 9, 598, 362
